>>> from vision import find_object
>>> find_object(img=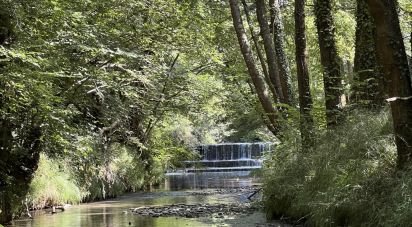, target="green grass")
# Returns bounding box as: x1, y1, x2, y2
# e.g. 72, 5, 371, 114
28, 154, 83, 209
27, 143, 164, 209
81, 146, 148, 201
263, 109, 412, 226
